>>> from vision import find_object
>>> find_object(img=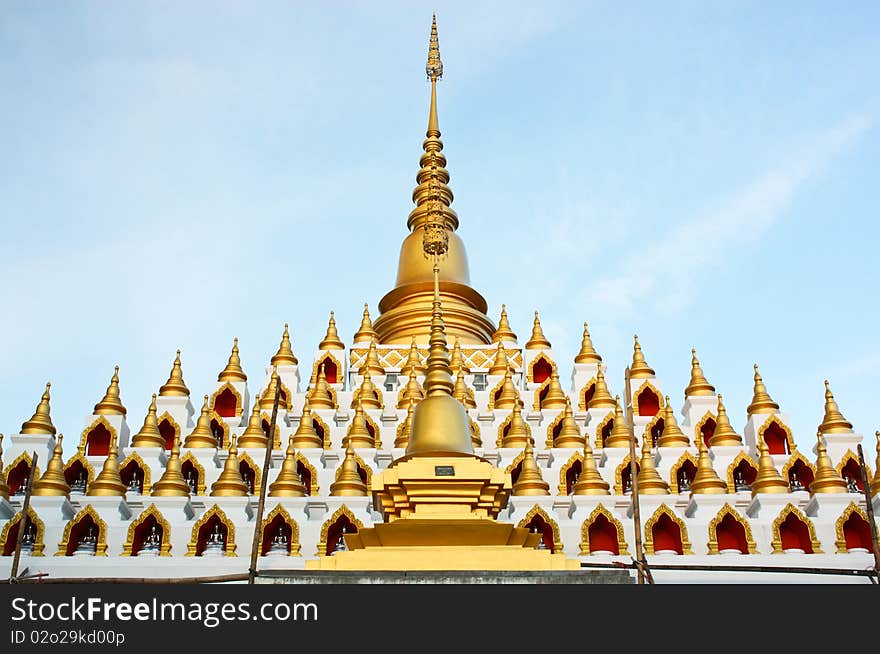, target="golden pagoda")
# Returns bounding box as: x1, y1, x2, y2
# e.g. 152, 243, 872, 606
318, 311, 346, 351
210, 435, 249, 497
345, 399, 376, 449
449, 337, 470, 374
747, 364, 779, 416
403, 336, 426, 377
512, 440, 550, 496
603, 397, 632, 448
751, 435, 789, 495
588, 365, 616, 409
352, 369, 382, 409
540, 367, 568, 409
93, 366, 127, 415
131, 394, 165, 448
359, 338, 385, 378
395, 401, 416, 448
238, 394, 269, 449
21, 382, 56, 435
572, 436, 610, 495
453, 364, 476, 409
524, 311, 552, 350
329, 439, 368, 496
307, 363, 336, 409
397, 370, 425, 408
657, 395, 690, 447
500, 402, 531, 448
689, 437, 728, 494
491, 304, 517, 344
817, 380, 853, 434
493, 368, 521, 410
30, 434, 70, 497
291, 397, 323, 449
87, 433, 127, 497
810, 432, 848, 494
271, 323, 298, 367
574, 322, 602, 364
553, 398, 585, 449
159, 350, 189, 397
636, 430, 670, 494
629, 335, 655, 379
488, 341, 512, 376
709, 394, 743, 447
684, 349, 715, 397
352, 304, 379, 344
268, 435, 308, 497
183, 395, 218, 449
218, 338, 247, 382
150, 435, 191, 497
